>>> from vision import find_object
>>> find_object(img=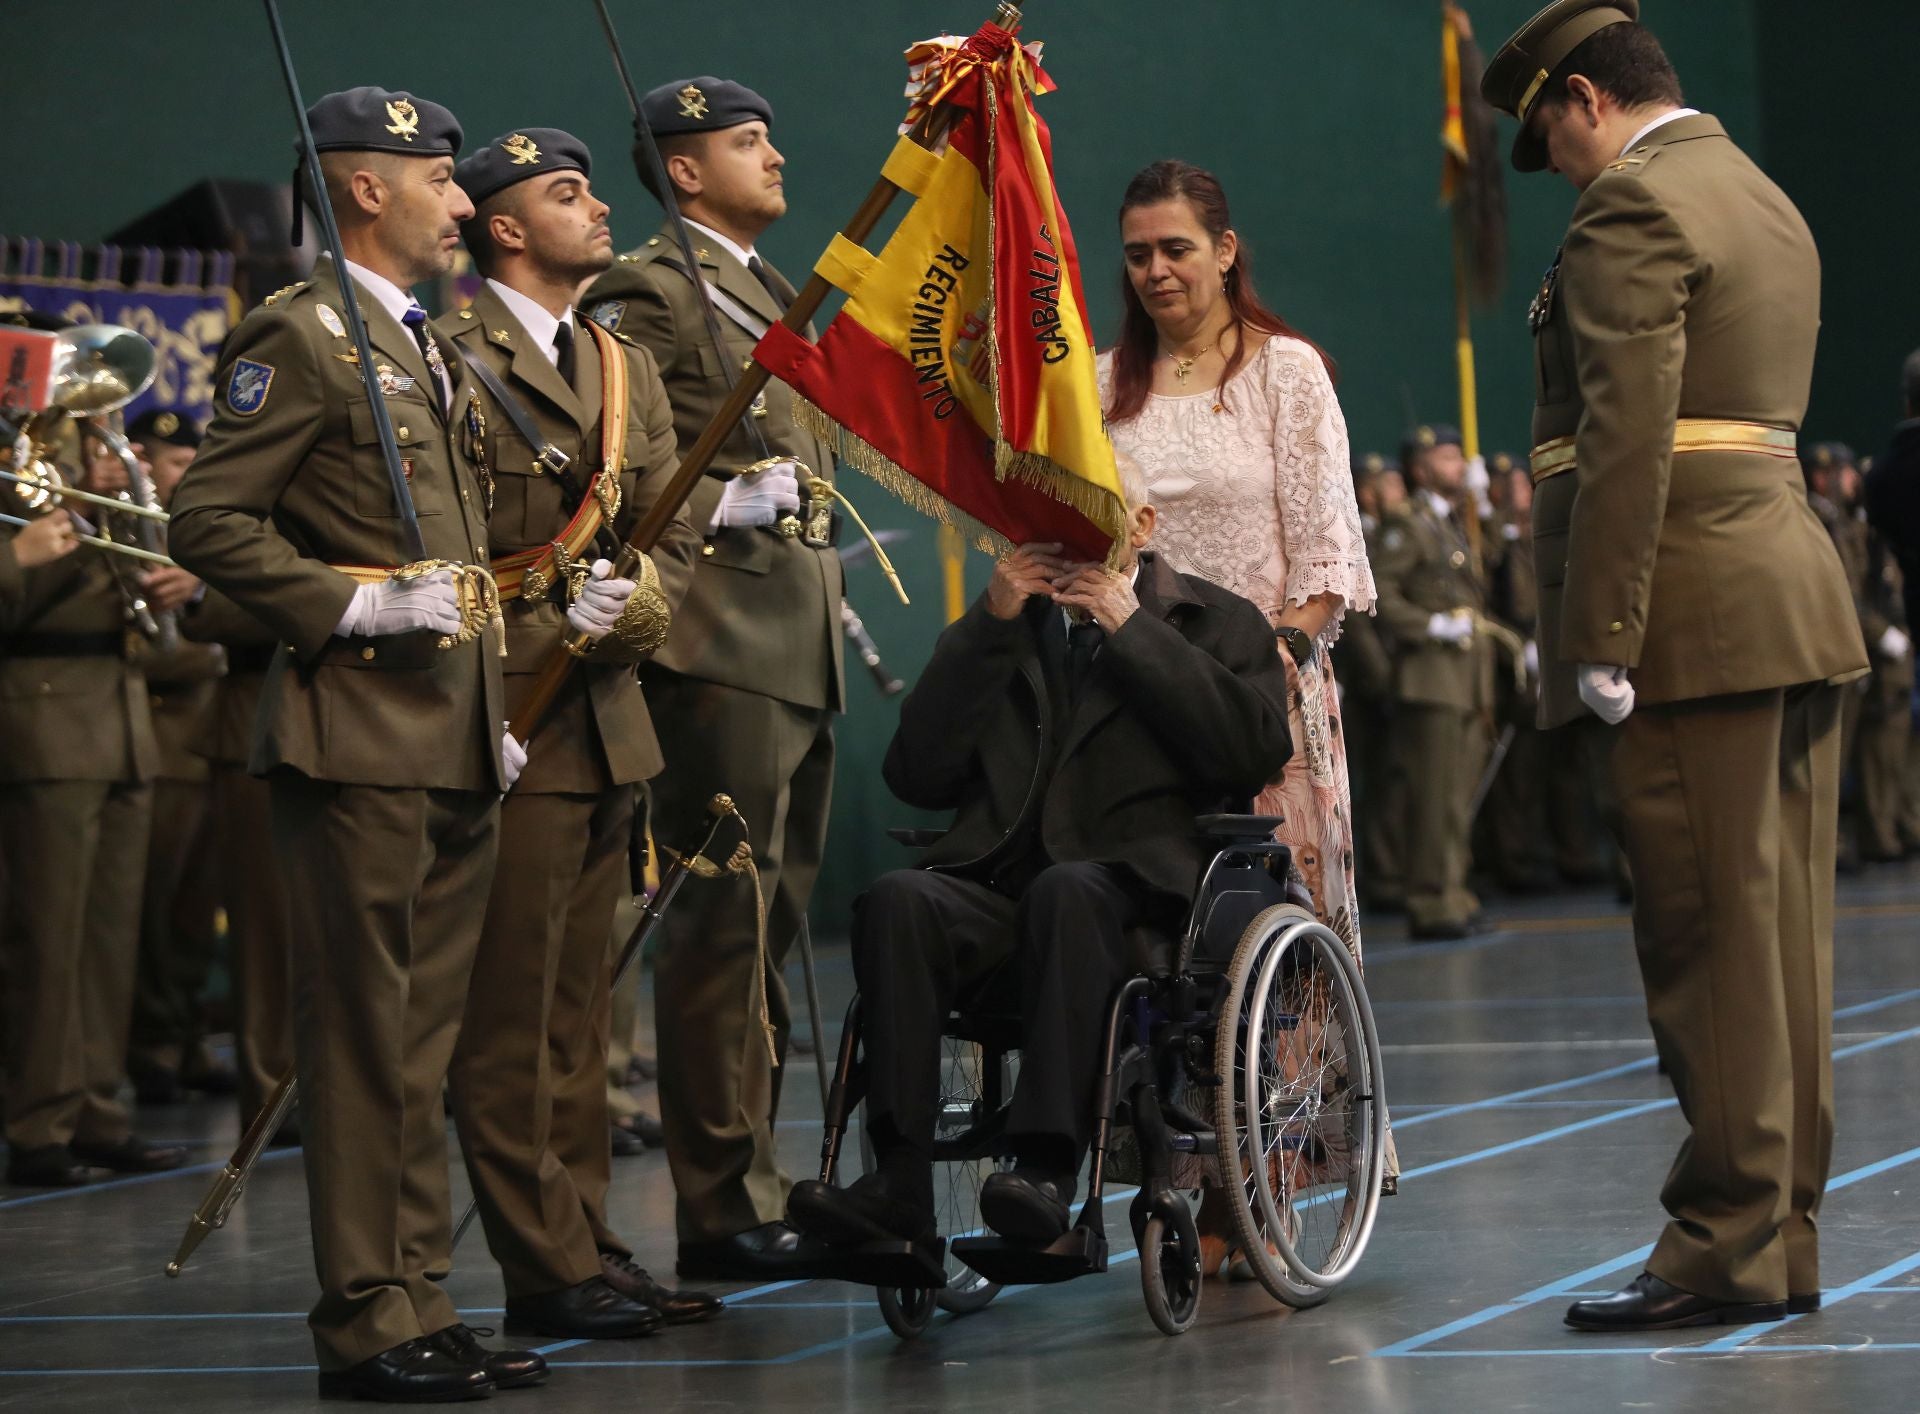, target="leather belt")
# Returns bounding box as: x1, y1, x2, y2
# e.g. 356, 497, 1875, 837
4, 631, 126, 659
226, 644, 280, 672
1531, 419, 1800, 485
